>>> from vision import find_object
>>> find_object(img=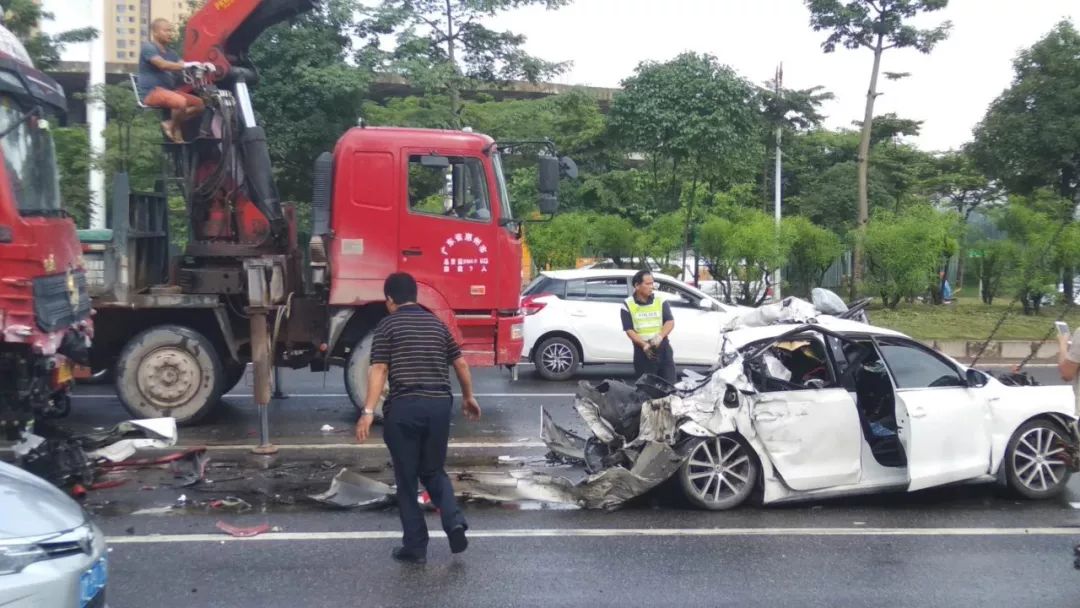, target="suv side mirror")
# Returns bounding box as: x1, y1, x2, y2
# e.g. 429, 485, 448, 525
965, 368, 988, 388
